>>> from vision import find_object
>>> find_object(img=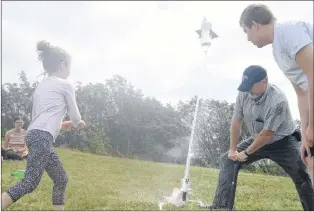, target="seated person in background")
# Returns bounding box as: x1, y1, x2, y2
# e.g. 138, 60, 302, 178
2, 116, 28, 160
